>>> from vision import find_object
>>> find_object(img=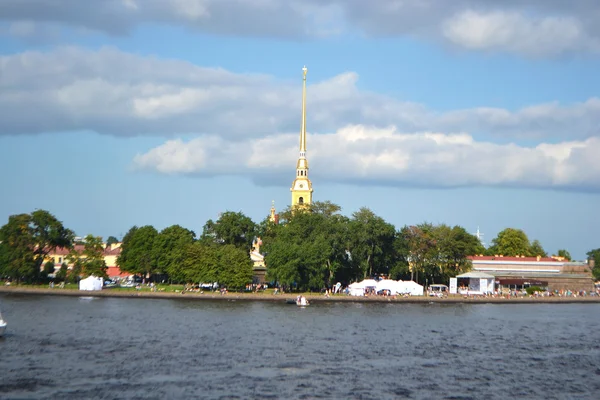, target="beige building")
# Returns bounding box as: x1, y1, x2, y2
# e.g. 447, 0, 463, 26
467, 255, 595, 292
